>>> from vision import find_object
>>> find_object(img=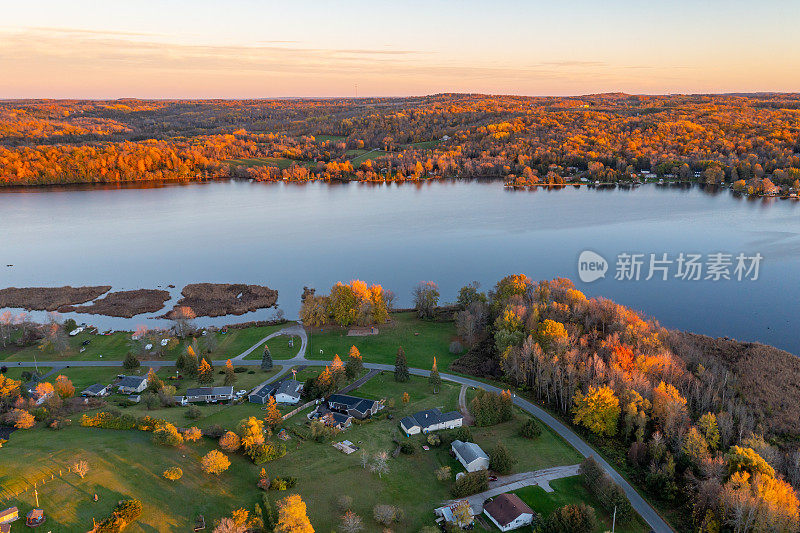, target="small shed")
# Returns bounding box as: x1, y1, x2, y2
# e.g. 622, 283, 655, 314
26, 508, 45, 527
